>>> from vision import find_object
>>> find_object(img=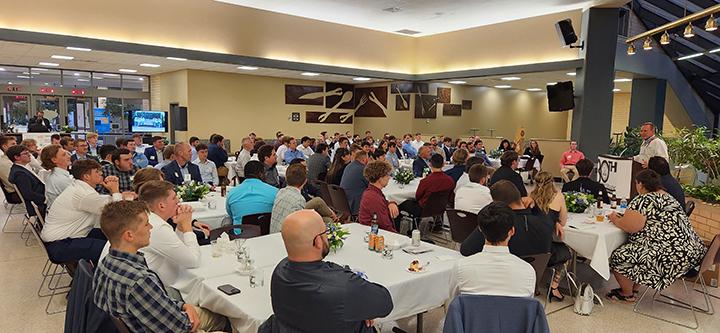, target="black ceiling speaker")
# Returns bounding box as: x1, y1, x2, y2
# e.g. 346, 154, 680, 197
547, 81, 575, 112
555, 19, 578, 47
